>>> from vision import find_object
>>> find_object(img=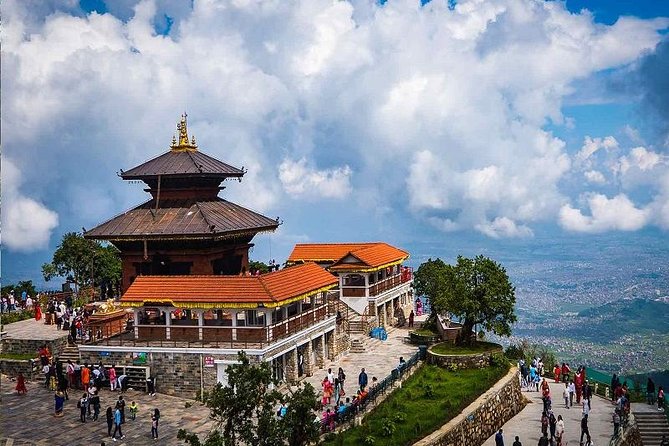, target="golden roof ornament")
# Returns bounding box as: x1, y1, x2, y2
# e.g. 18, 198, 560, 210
170, 112, 198, 151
